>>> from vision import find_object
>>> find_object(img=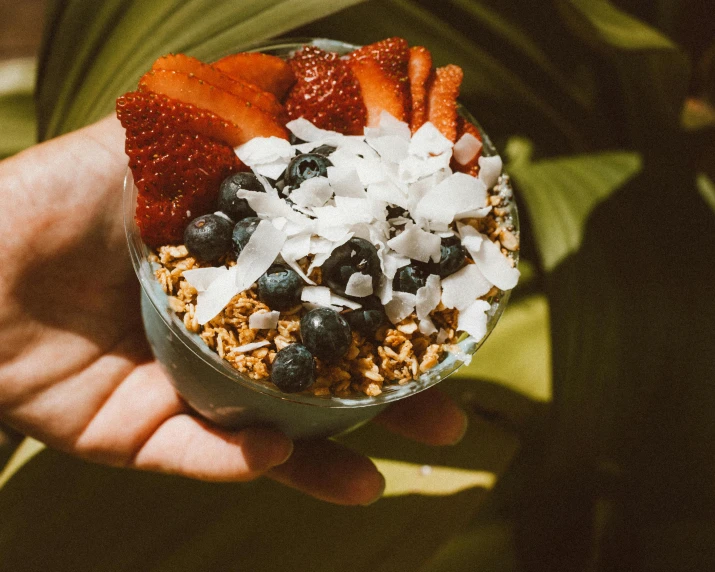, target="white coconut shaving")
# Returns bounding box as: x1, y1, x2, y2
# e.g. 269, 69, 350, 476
249, 310, 280, 330
345, 272, 374, 297
416, 274, 442, 320
441, 264, 493, 310
457, 299, 491, 341
453, 132, 483, 165
384, 291, 417, 324
387, 224, 441, 263
228, 340, 271, 354
176, 113, 518, 342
